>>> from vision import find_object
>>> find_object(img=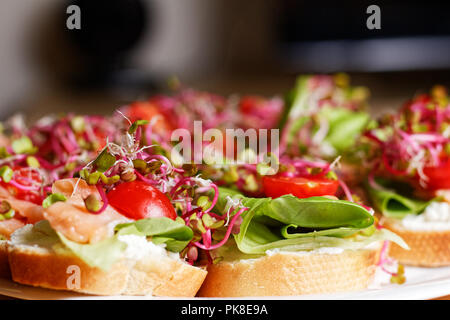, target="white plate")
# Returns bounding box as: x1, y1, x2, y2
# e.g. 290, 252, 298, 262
1, 266, 450, 300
